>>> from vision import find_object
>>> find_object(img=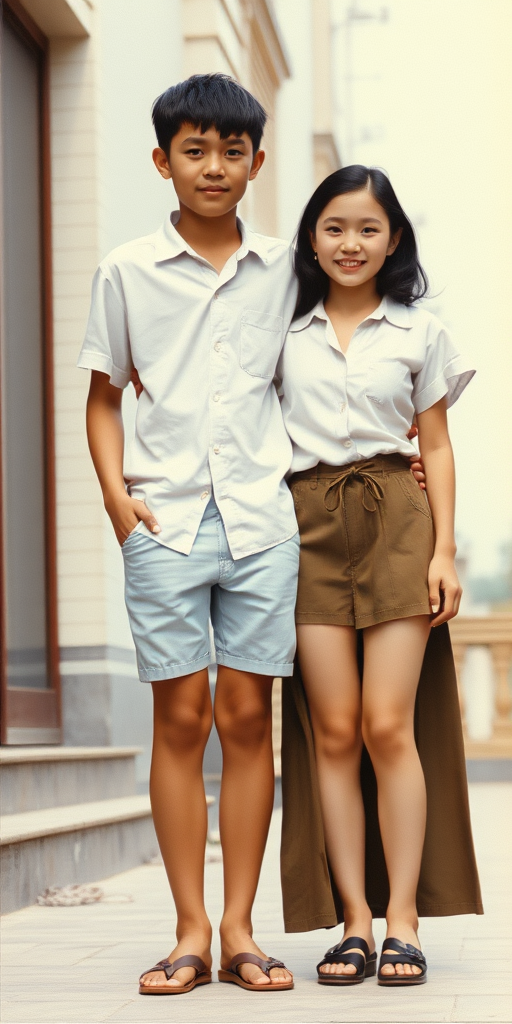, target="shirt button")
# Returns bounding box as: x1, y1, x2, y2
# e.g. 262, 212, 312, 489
340, 402, 346, 413
344, 439, 353, 448
213, 445, 220, 454
213, 393, 220, 402
201, 490, 209, 500
213, 293, 219, 300
214, 342, 221, 352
